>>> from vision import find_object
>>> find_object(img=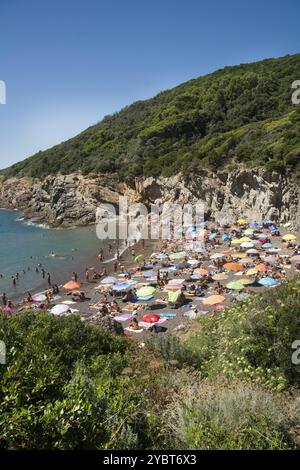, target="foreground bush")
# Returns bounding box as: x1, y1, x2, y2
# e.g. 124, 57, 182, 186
185, 279, 300, 390
164, 379, 299, 450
